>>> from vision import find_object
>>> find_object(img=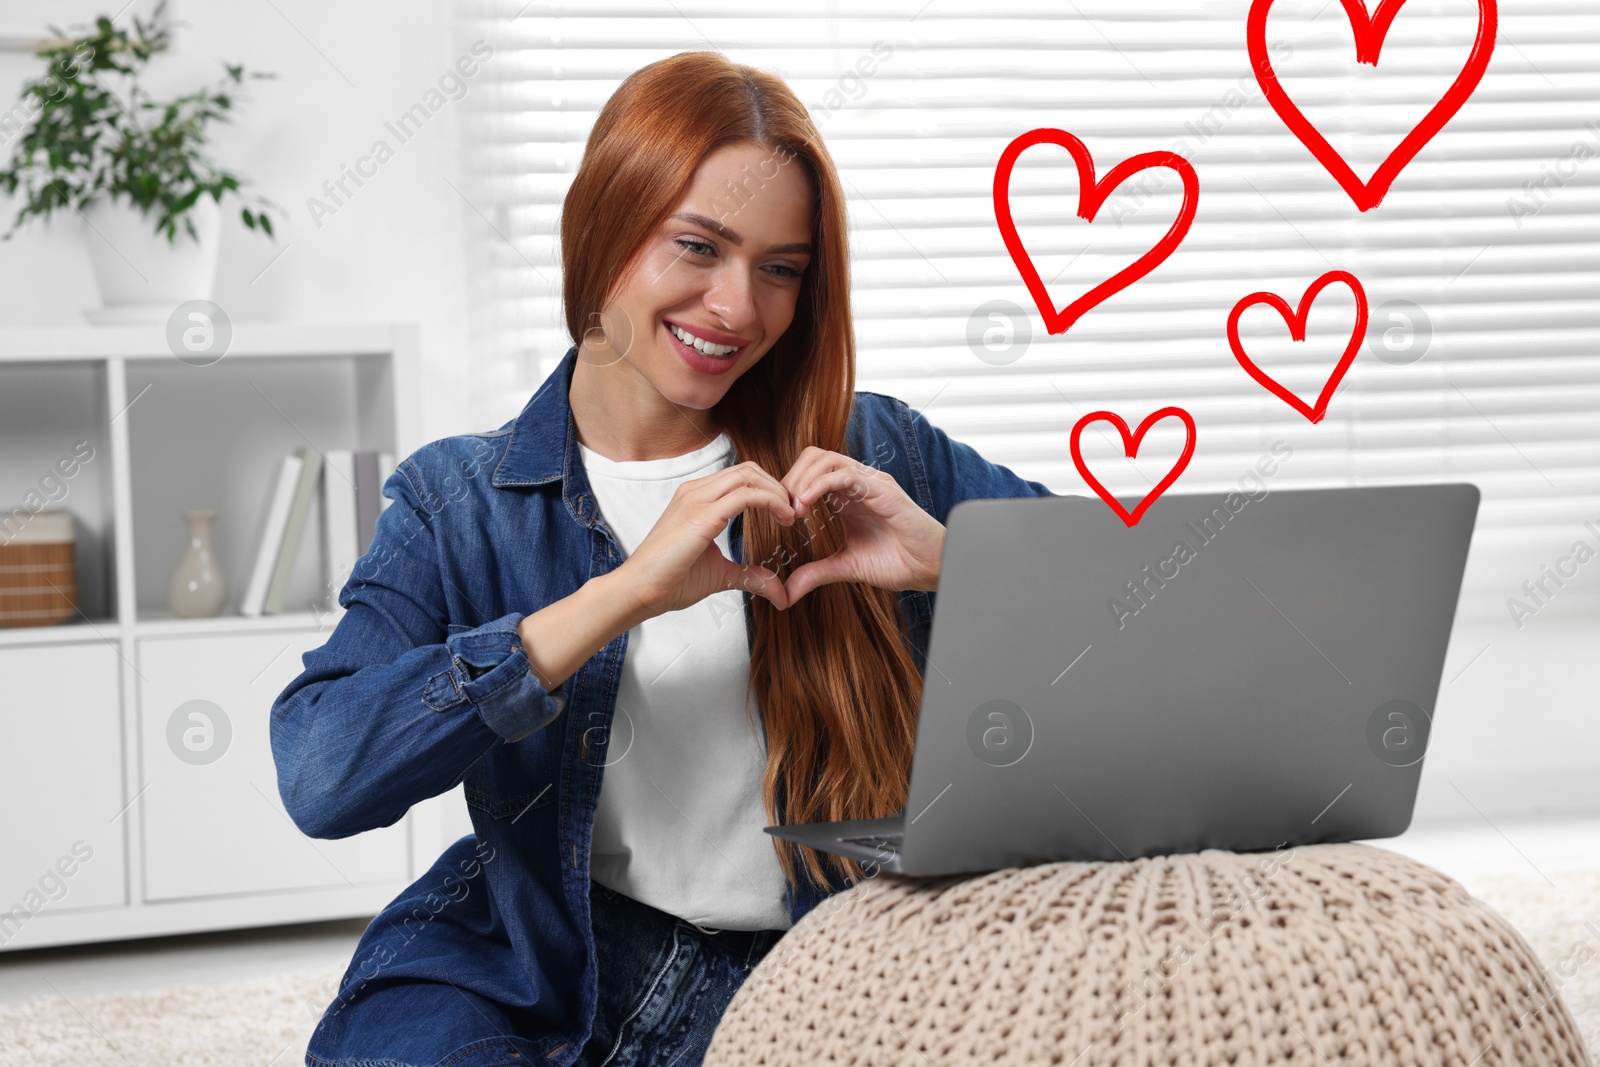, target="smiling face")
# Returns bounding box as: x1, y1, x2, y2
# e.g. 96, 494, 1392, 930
579, 139, 816, 422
